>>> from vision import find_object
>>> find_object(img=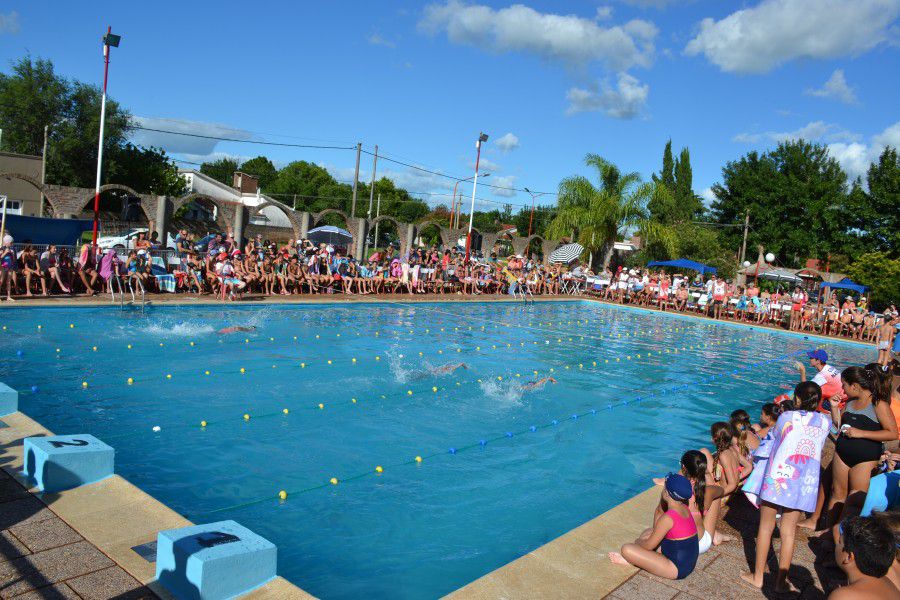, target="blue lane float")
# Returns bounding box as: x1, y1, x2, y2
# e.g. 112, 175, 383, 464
0, 381, 17, 416
23, 434, 114, 493
155, 520, 277, 600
